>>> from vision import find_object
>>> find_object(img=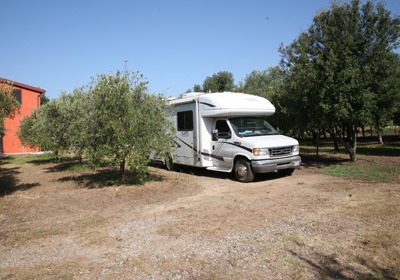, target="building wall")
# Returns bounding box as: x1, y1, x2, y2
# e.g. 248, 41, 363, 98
2, 86, 42, 154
